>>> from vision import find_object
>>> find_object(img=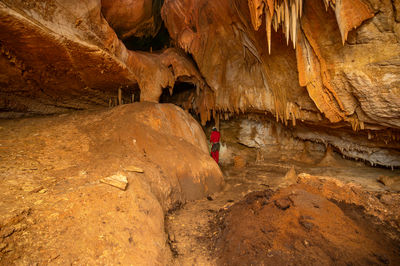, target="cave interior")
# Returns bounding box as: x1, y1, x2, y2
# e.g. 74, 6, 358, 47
0, 0, 400, 264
